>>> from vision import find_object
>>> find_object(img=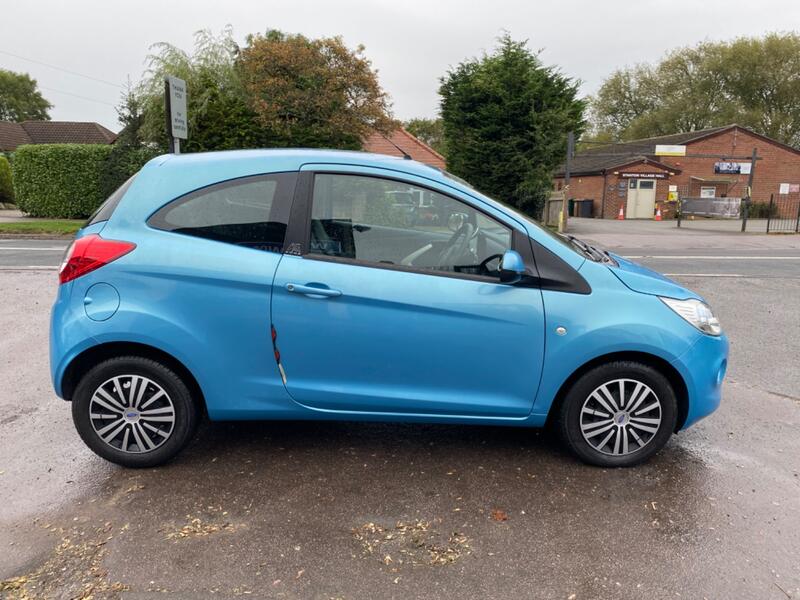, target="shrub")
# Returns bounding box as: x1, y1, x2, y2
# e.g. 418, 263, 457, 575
0, 155, 13, 204
12, 144, 112, 218
99, 143, 158, 199
746, 201, 779, 219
